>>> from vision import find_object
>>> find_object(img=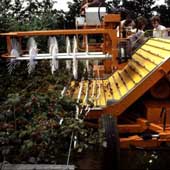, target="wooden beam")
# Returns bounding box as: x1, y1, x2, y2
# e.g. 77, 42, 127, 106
120, 135, 159, 149
137, 118, 165, 133
0, 28, 107, 36
118, 124, 146, 133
